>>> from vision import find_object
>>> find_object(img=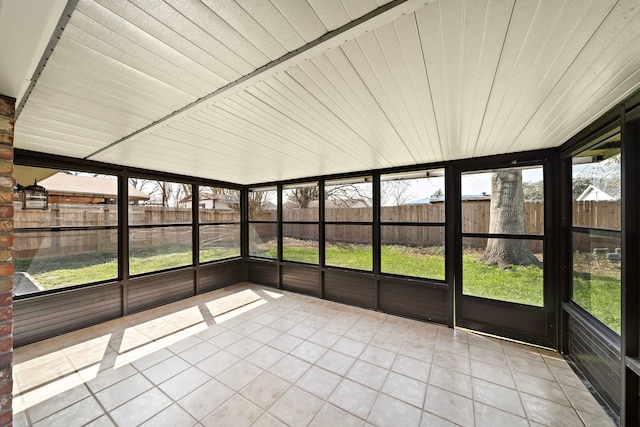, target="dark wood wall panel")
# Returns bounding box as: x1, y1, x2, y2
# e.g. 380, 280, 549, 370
199, 260, 243, 293
324, 270, 374, 309
567, 314, 621, 415
248, 260, 278, 287
379, 279, 447, 324
14, 283, 121, 347
128, 269, 194, 314
281, 264, 320, 297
